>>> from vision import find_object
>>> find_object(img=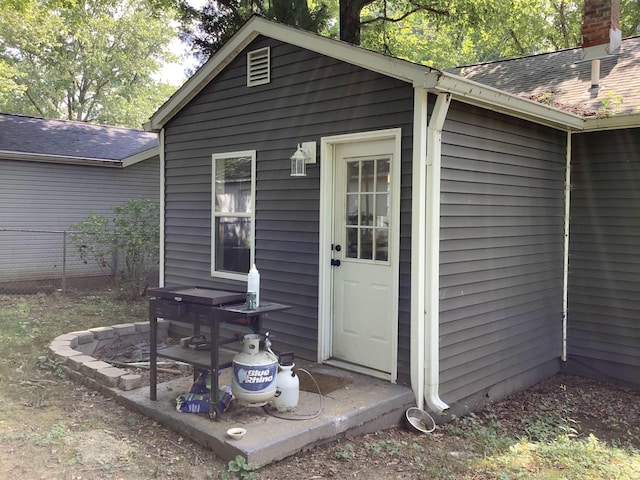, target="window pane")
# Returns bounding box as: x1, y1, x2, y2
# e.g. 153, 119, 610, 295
376, 159, 390, 193
375, 229, 388, 261
214, 157, 252, 213
360, 194, 373, 226
376, 193, 388, 226
346, 194, 358, 225
361, 228, 373, 260
214, 217, 251, 273
346, 227, 358, 258
347, 161, 359, 193
360, 160, 374, 192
